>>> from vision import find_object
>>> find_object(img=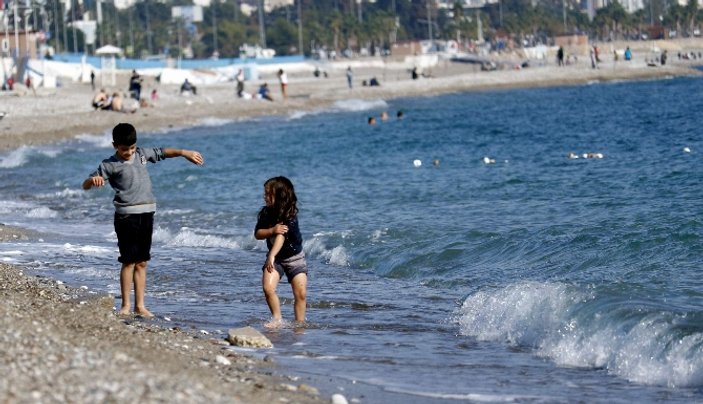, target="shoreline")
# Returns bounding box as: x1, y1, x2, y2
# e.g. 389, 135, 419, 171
1, 57, 701, 152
